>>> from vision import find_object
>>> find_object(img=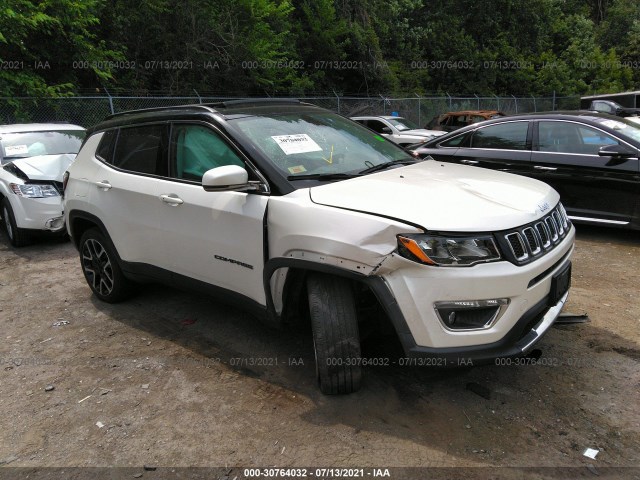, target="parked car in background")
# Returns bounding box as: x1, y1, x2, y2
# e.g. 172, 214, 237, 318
410, 112, 640, 229
0, 123, 85, 246
64, 100, 574, 394
351, 115, 445, 146
427, 110, 506, 132
586, 99, 640, 118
